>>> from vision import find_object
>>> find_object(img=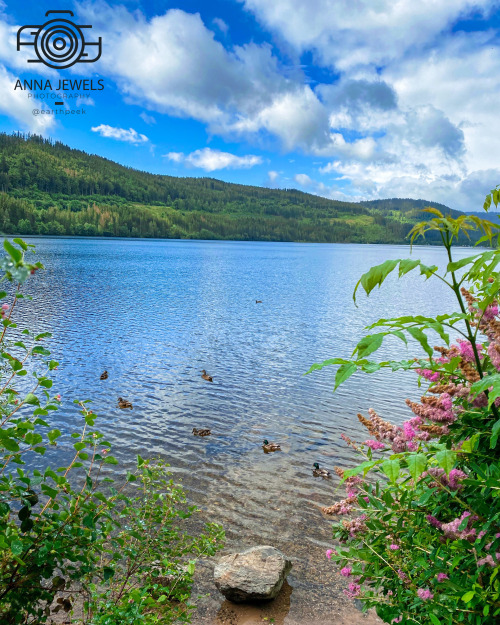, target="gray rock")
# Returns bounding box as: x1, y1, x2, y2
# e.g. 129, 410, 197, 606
214, 545, 292, 603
